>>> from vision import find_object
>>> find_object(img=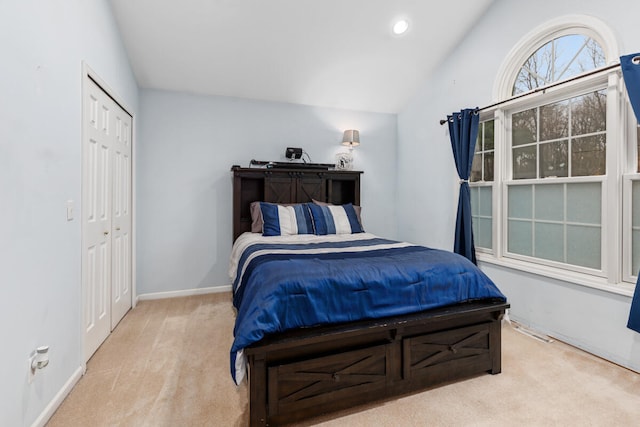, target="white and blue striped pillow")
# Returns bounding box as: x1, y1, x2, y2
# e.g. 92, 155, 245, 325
259, 202, 315, 236
308, 203, 364, 235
